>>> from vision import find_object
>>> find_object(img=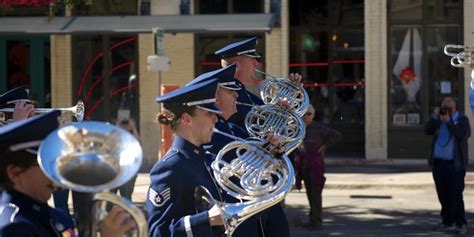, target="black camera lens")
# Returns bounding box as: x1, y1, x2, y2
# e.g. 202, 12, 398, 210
440, 107, 450, 115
